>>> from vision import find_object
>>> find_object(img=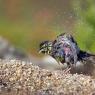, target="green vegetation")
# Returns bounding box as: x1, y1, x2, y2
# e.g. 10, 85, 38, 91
73, 0, 95, 53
